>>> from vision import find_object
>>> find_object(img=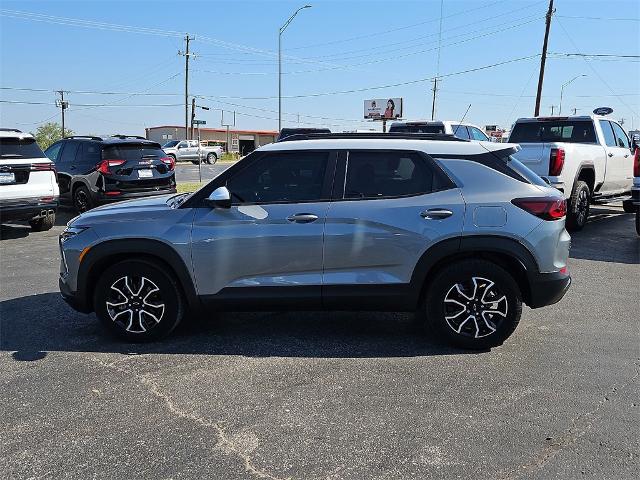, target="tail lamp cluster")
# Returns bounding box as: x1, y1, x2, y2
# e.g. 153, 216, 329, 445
512, 197, 567, 221
549, 148, 565, 177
